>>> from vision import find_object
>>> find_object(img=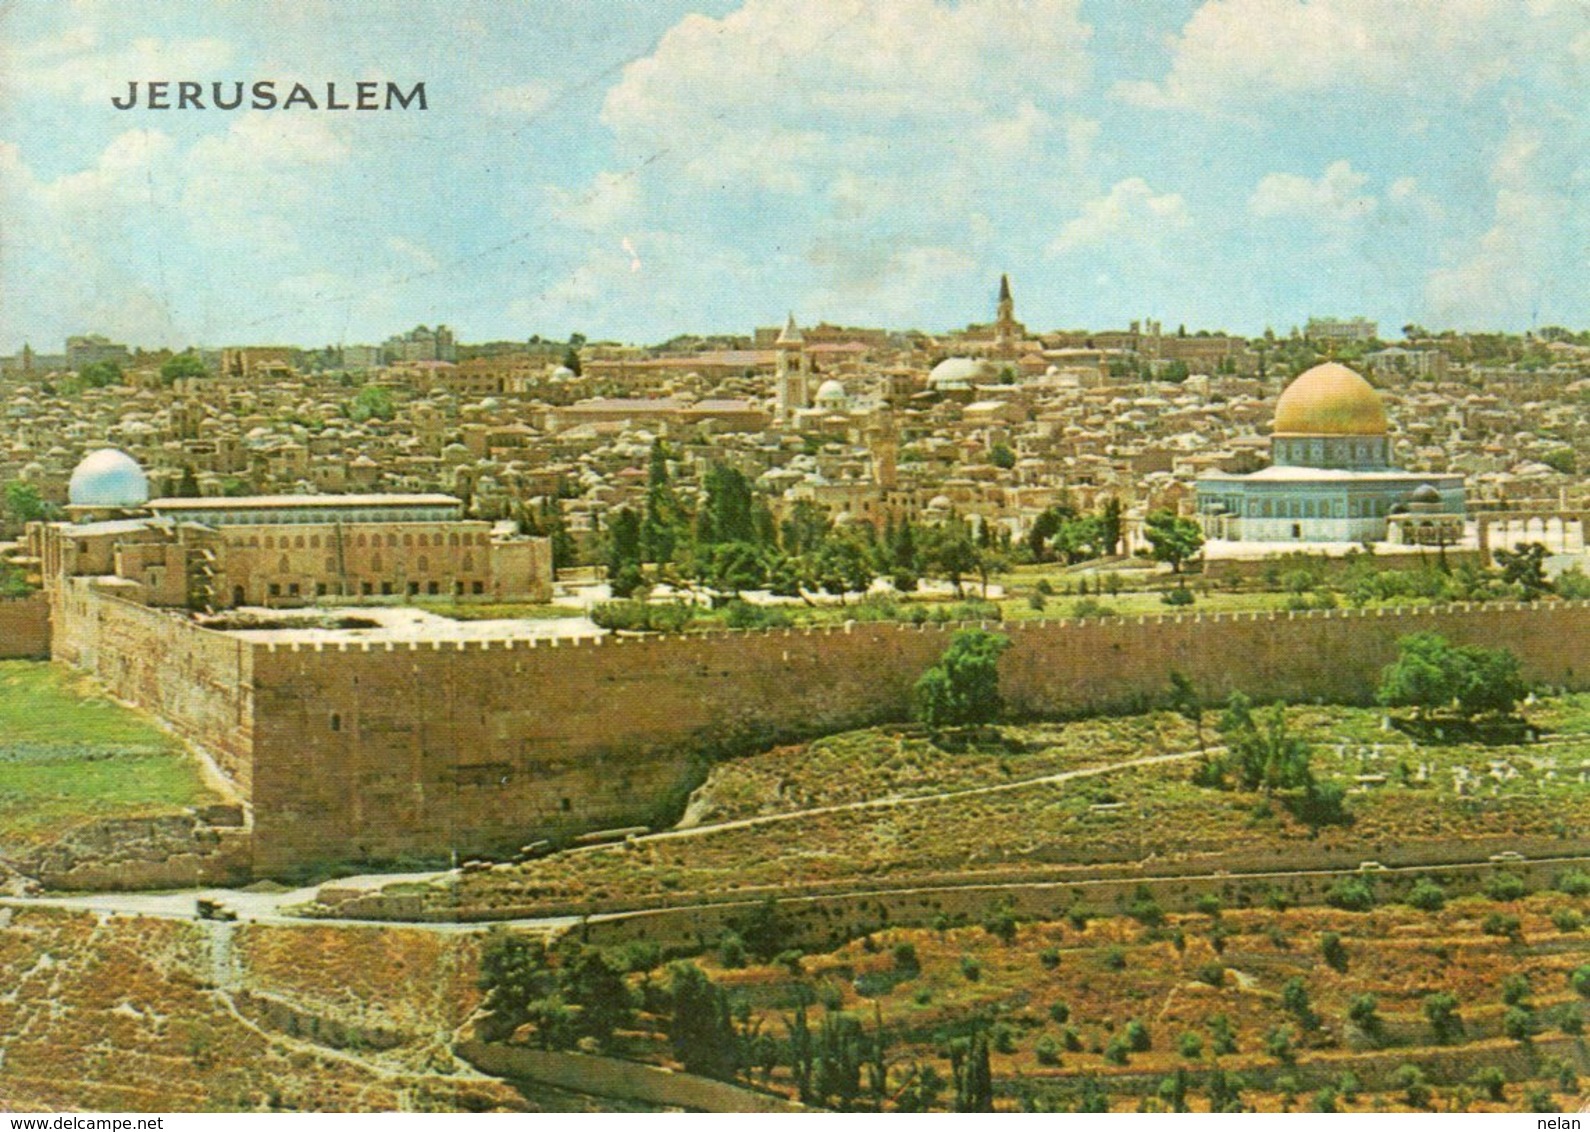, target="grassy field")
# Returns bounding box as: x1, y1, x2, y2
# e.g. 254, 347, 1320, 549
0, 661, 219, 850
